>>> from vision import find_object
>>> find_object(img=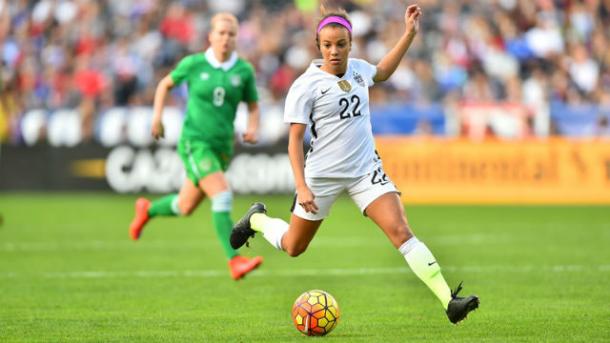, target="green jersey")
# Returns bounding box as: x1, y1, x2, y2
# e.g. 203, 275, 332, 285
170, 51, 258, 154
